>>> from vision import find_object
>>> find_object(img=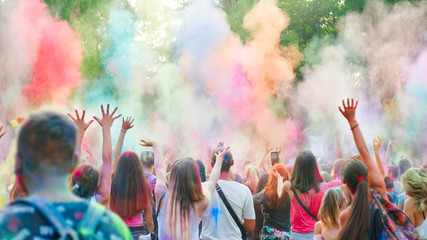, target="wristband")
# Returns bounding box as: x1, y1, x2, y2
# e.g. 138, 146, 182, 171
351, 124, 359, 131
121, 129, 127, 133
